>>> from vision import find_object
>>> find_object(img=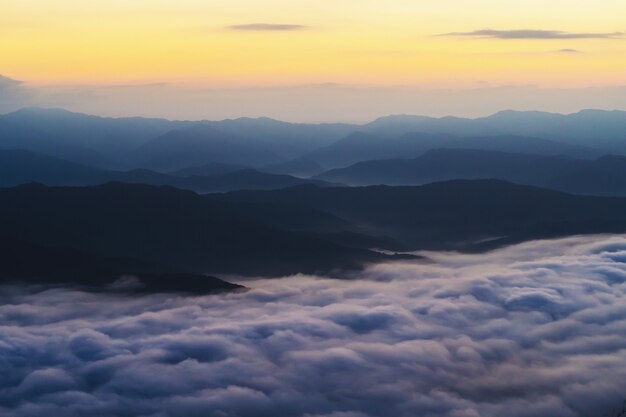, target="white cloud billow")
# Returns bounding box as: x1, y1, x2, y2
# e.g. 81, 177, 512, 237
1, 235, 626, 416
